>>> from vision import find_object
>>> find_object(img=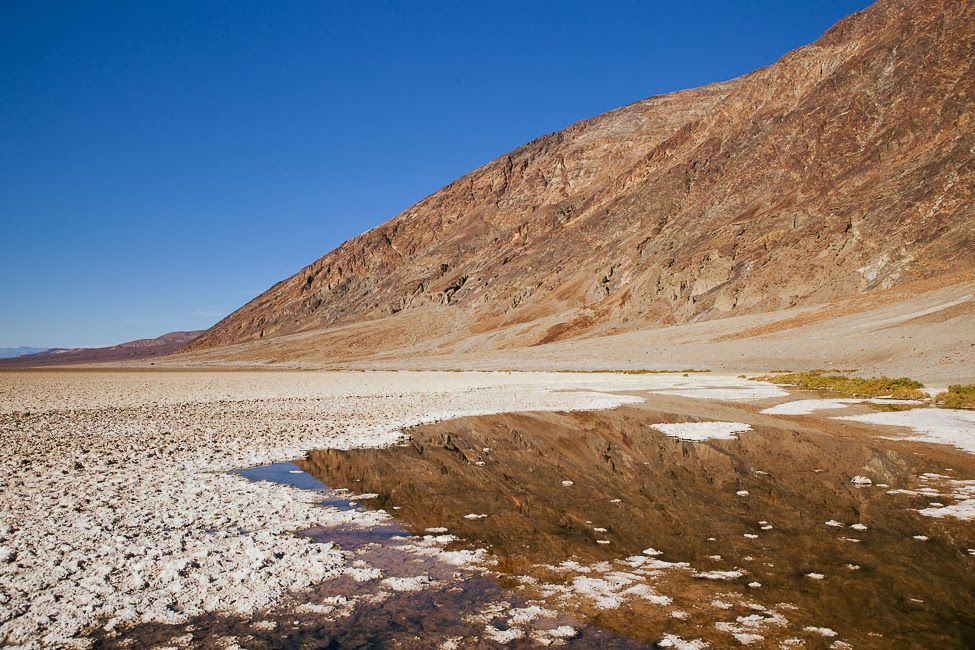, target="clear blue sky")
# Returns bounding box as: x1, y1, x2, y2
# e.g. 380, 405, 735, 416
0, 0, 872, 348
